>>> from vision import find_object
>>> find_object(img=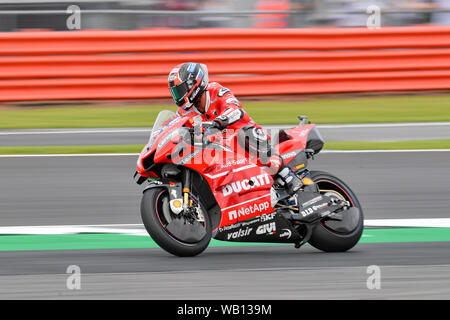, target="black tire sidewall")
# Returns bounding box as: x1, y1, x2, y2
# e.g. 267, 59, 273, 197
307, 171, 364, 252
141, 187, 212, 257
